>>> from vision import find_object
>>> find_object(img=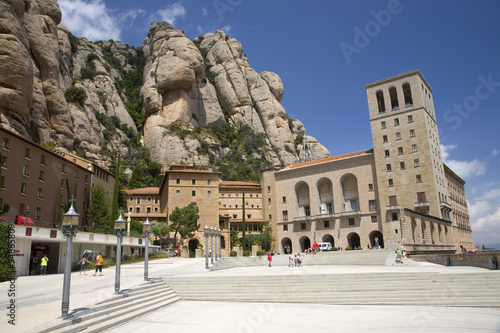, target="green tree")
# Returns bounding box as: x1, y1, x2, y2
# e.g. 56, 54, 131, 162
169, 204, 200, 243
152, 222, 169, 248
87, 184, 110, 233
129, 219, 144, 237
